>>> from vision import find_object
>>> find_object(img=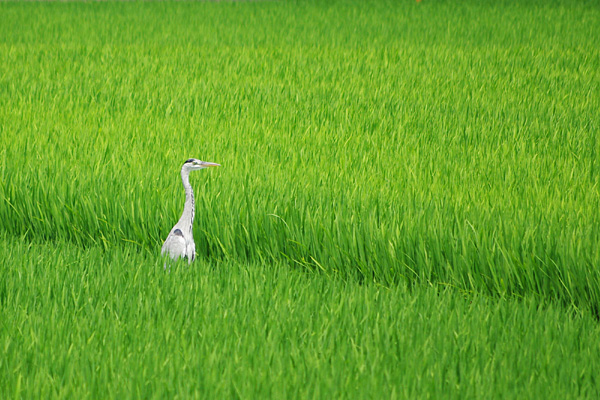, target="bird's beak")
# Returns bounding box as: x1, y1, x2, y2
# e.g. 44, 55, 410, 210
202, 162, 221, 167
